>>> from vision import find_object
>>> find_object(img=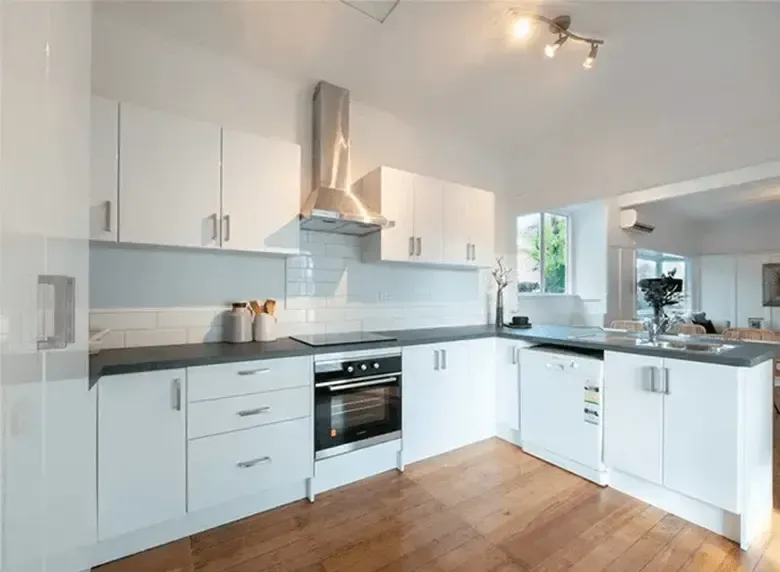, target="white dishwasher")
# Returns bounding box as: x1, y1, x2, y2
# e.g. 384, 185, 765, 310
519, 346, 608, 485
